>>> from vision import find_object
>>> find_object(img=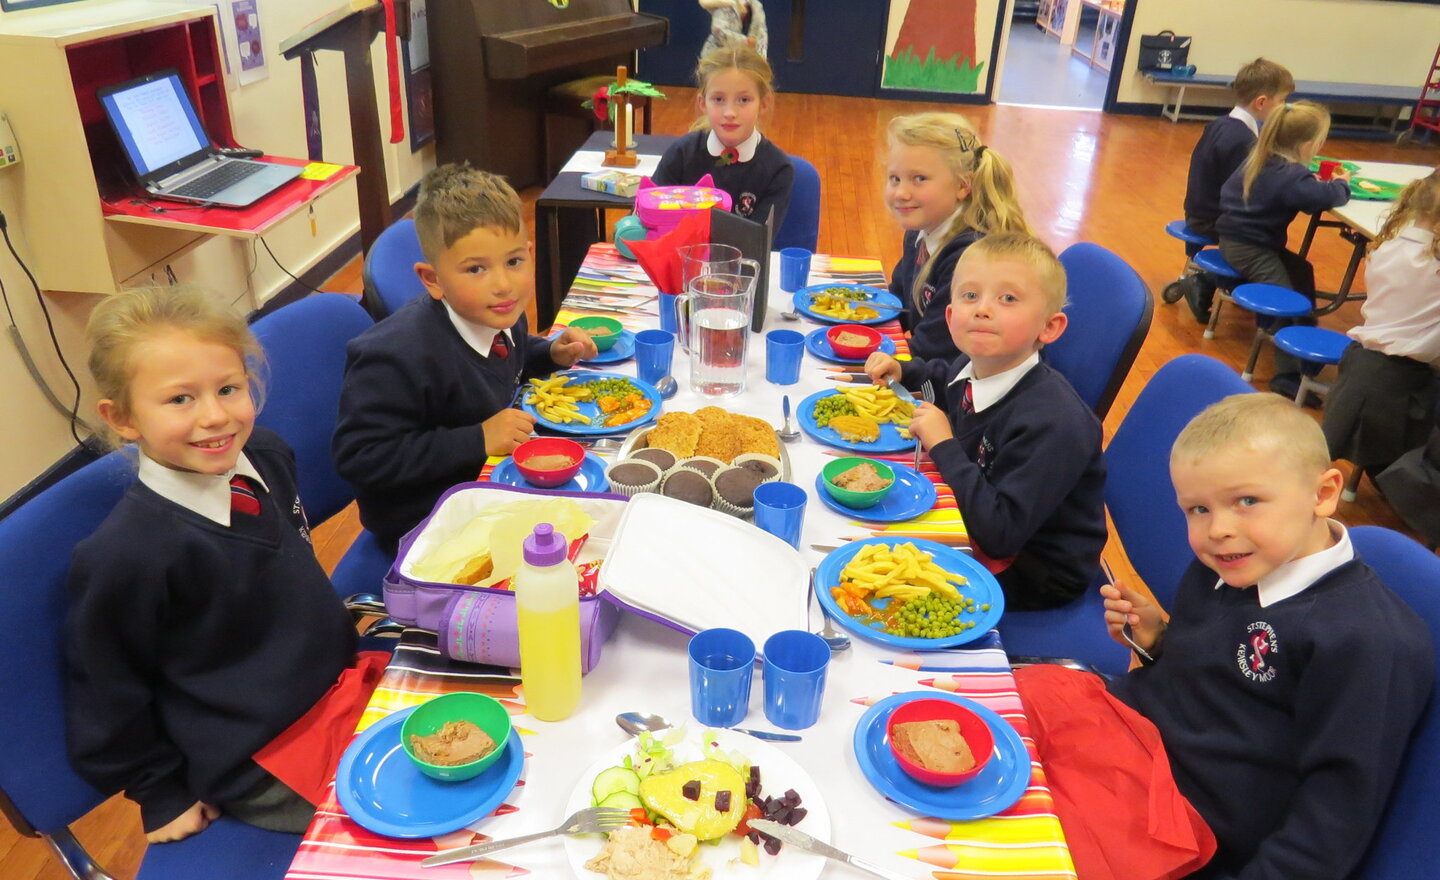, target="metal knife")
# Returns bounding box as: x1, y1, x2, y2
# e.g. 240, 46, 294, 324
748, 820, 916, 880
885, 379, 917, 405
727, 727, 802, 742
